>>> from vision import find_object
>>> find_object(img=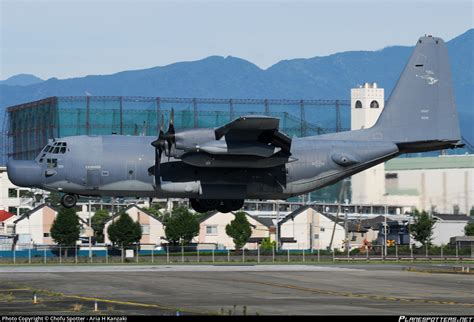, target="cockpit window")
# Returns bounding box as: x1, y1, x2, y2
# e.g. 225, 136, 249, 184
47, 158, 57, 168
43, 142, 68, 154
